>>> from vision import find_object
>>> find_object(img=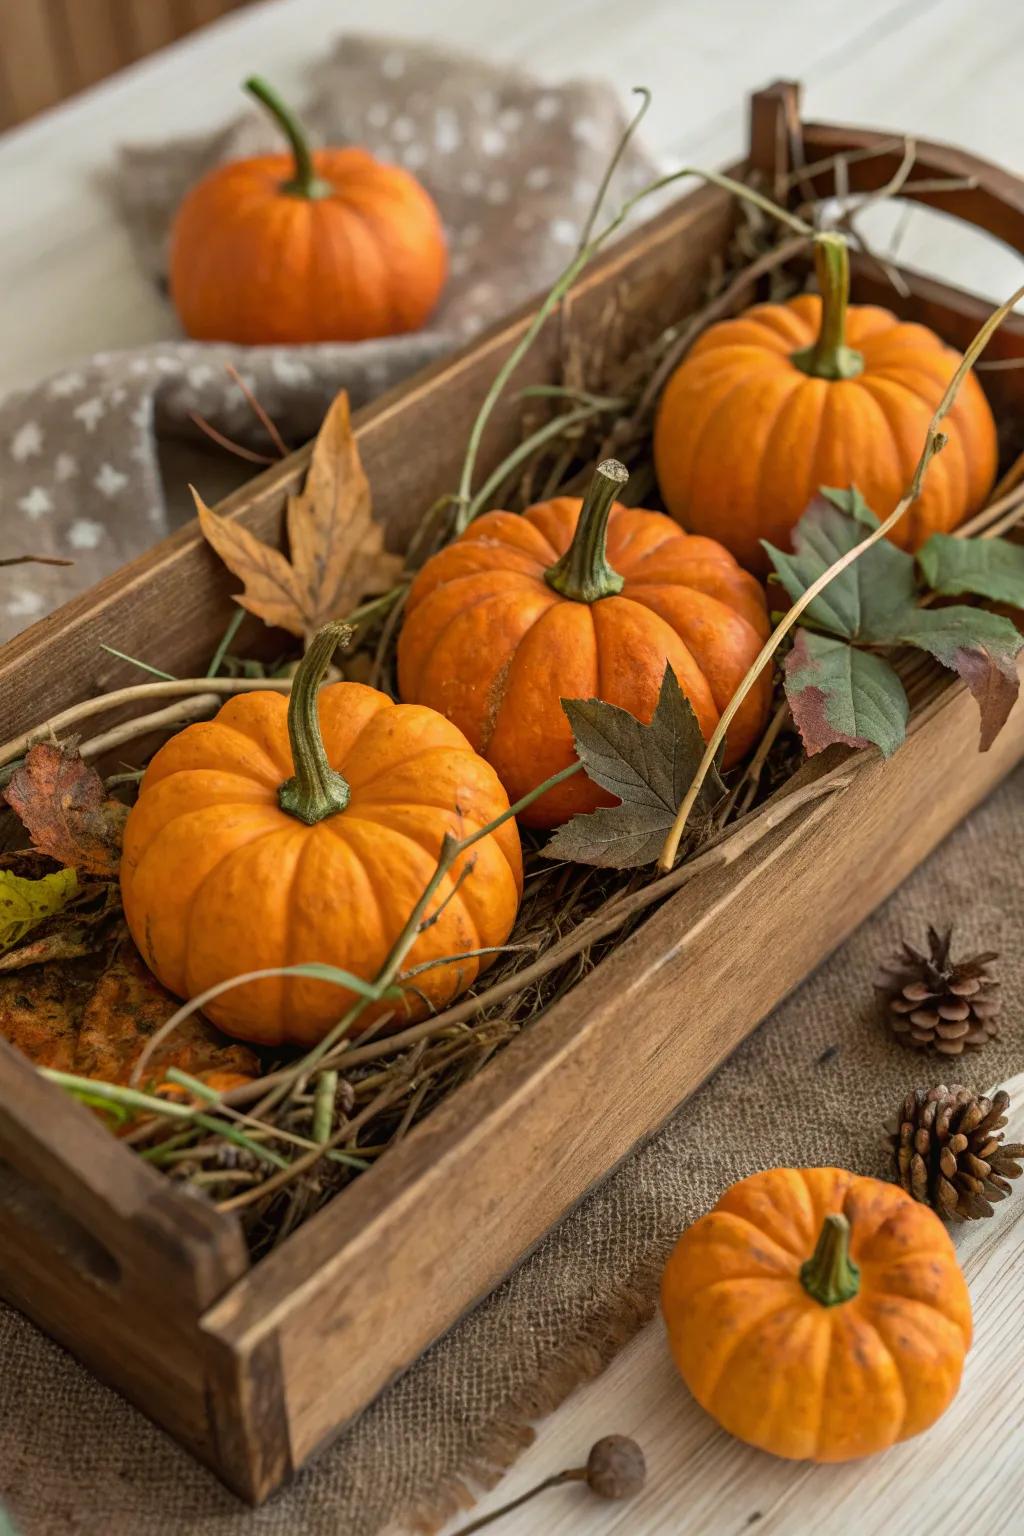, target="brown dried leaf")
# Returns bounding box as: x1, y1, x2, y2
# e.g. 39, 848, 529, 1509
3, 744, 128, 876
0, 930, 258, 1090
195, 391, 402, 642
543, 665, 725, 868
